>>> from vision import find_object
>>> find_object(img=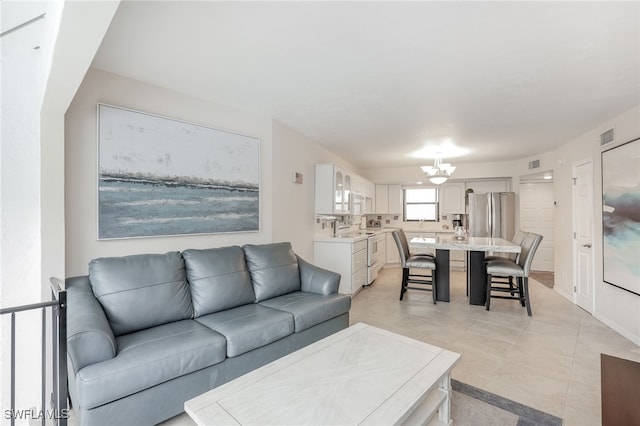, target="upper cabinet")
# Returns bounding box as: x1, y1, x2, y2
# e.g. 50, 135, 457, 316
316, 164, 374, 215
465, 179, 510, 194
316, 164, 350, 215
375, 185, 388, 214
388, 184, 402, 214
440, 183, 465, 215
375, 184, 402, 215
362, 179, 375, 199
